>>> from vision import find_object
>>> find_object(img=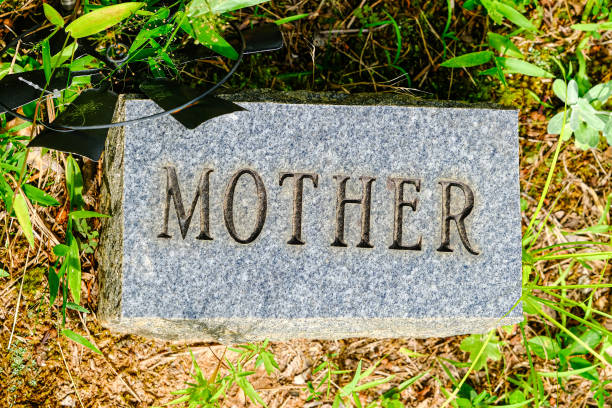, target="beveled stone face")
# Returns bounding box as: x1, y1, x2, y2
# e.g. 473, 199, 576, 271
98, 92, 522, 342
